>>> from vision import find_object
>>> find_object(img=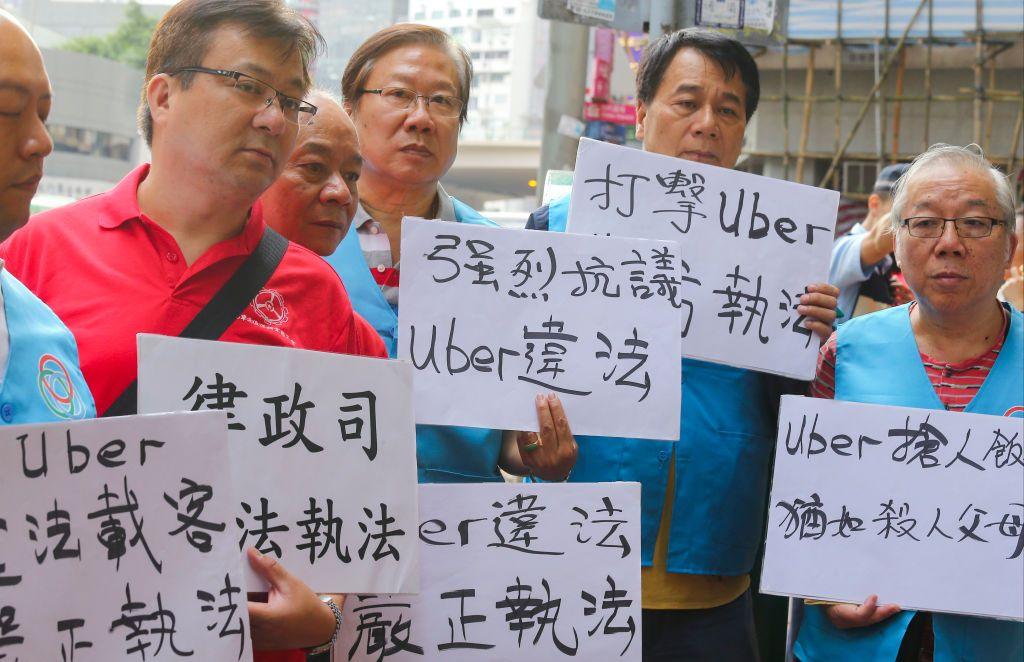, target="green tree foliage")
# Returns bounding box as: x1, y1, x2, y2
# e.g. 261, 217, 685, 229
61, 1, 157, 70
